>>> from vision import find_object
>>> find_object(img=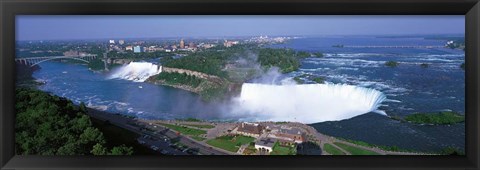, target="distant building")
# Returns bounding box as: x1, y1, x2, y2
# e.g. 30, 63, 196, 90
202, 44, 215, 49
180, 39, 185, 49
268, 126, 306, 144
224, 40, 239, 47
125, 46, 133, 51
254, 137, 276, 153
147, 46, 157, 52
63, 50, 79, 56
155, 47, 164, 51
78, 52, 88, 56
189, 42, 195, 48
234, 122, 264, 138
118, 40, 125, 45
133, 41, 145, 45
109, 40, 115, 44
133, 46, 144, 53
